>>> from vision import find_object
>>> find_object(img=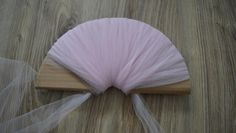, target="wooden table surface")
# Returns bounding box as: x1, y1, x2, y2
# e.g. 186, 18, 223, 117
0, 0, 235, 133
